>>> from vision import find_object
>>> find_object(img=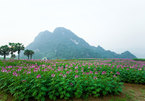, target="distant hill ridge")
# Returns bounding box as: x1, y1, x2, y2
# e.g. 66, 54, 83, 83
25, 27, 136, 59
